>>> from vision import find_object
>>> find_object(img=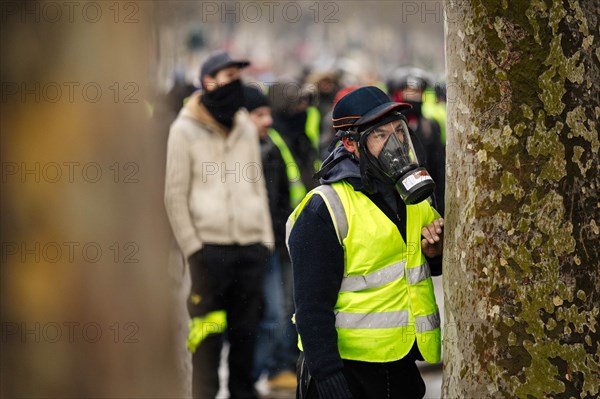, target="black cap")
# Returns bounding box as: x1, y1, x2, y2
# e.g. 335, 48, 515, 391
200, 50, 250, 79
332, 86, 411, 129
243, 85, 270, 112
